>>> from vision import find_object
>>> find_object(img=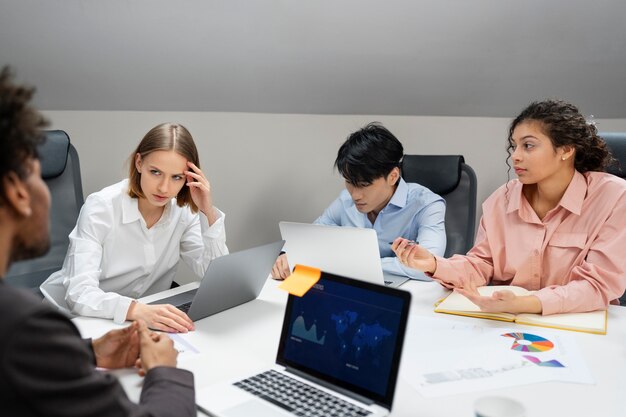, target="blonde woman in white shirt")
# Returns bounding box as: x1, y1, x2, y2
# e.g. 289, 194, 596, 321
41, 123, 228, 333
